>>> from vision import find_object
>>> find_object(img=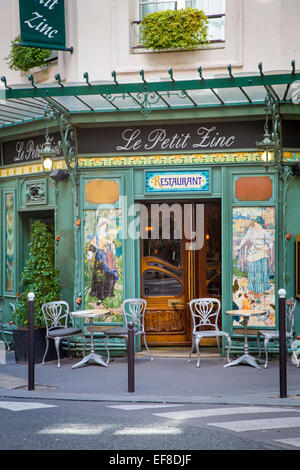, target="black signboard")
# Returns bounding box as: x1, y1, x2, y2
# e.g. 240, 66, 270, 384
77, 121, 266, 155
3, 120, 299, 166
3, 133, 61, 166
